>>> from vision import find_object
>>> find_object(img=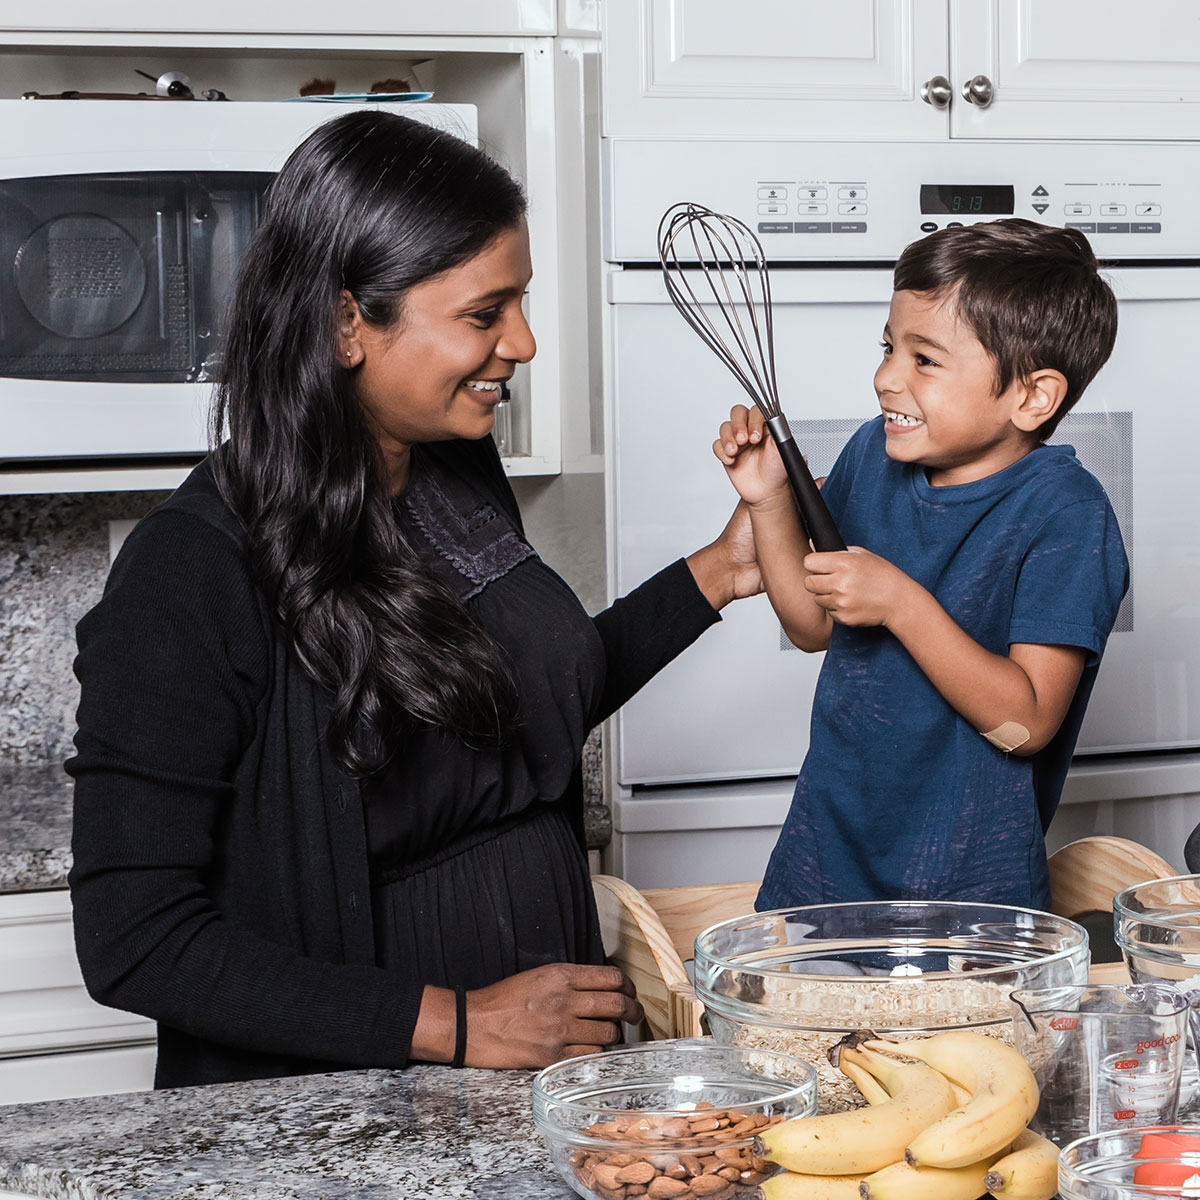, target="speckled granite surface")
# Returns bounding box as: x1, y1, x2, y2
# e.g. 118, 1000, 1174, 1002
0, 1066, 574, 1199
0, 763, 74, 892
